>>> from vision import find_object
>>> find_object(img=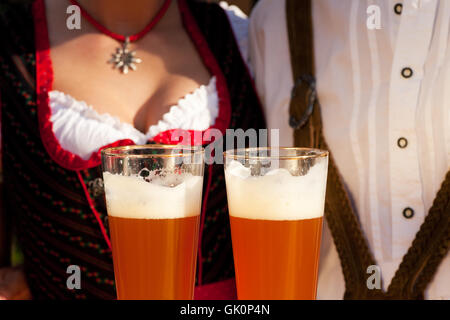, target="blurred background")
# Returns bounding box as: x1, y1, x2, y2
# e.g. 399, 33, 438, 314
222, 0, 258, 14
207, 0, 258, 15
0, 0, 259, 17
